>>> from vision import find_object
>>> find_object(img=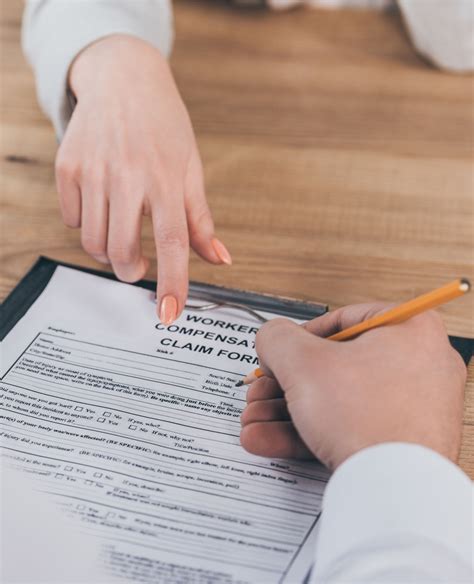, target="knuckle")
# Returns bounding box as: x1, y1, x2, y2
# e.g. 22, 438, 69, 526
58, 198, 80, 228
55, 156, 78, 183
256, 318, 289, 347
189, 205, 213, 238
448, 347, 468, 385
61, 211, 80, 229
81, 233, 105, 257
82, 163, 106, 191
423, 309, 444, 327
368, 302, 396, 318
107, 243, 138, 265
240, 425, 259, 455
240, 405, 253, 426
157, 226, 188, 251
110, 167, 135, 191
263, 318, 290, 333
414, 310, 446, 340
149, 162, 166, 184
